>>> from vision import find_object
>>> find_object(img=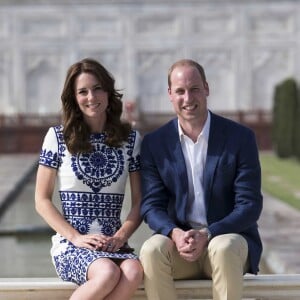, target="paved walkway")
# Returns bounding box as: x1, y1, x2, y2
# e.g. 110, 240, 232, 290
0, 154, 299, 275
0, 154, 38, 214
259, 192, 300, 274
